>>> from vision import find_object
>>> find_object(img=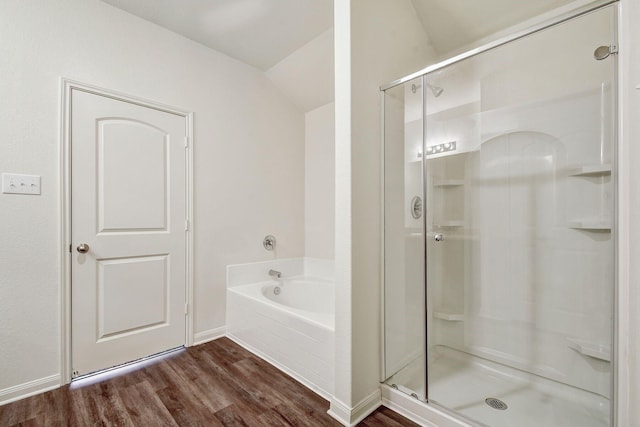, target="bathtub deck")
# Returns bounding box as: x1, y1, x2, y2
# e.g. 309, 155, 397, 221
0, 338, 417, 427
